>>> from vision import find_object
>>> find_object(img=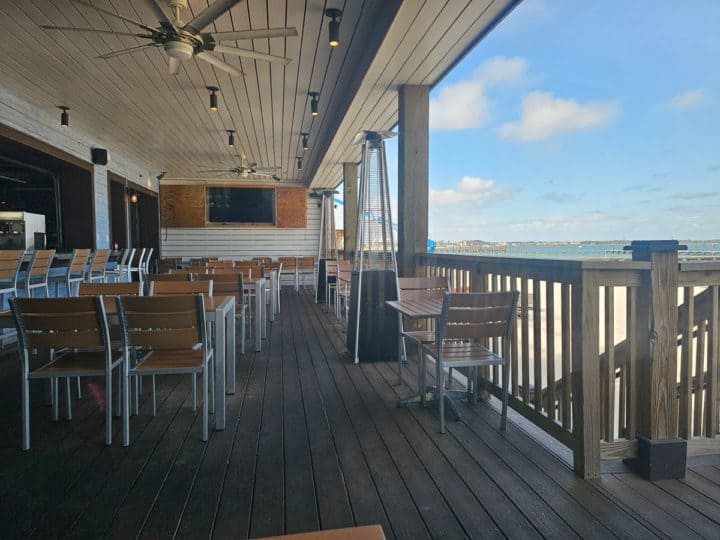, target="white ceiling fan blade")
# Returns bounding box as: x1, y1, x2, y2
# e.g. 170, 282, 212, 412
168, 57, 180, 75
148, 0, 179, 33
196, 52, 244, 77
211, 27, 298, 41
97, 43, 160, 59
213, 44, 290, 65
185, 0, 242, 33
40, 26, 153, 39
68, 0, 158, 34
